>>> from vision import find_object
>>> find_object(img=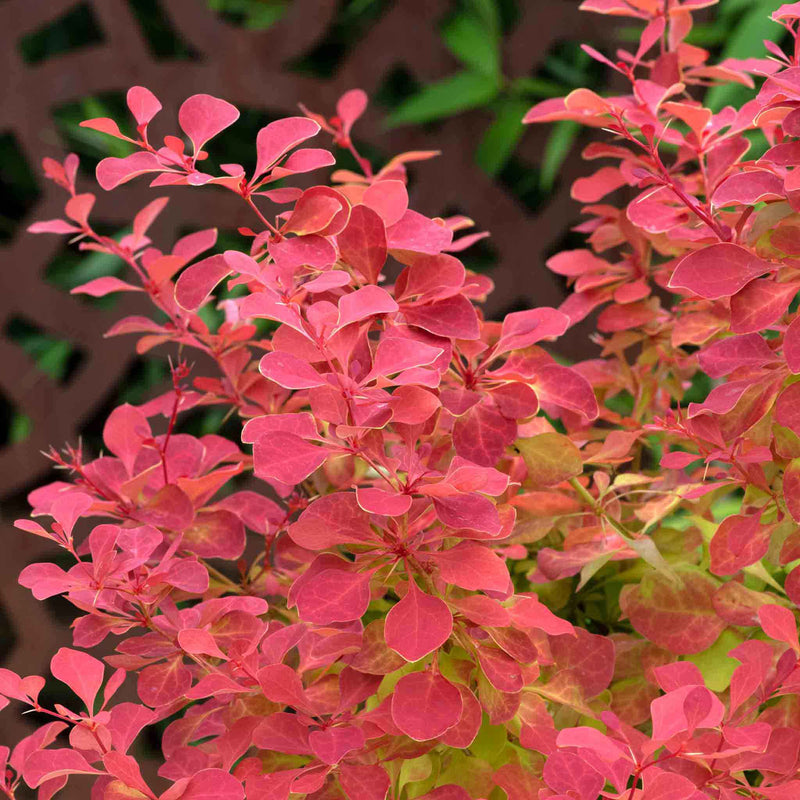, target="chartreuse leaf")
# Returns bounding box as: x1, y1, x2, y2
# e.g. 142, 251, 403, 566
517, 432, 582, 487
687, 628, 744, 692
385, 71, 500, 127
470, 714, 507, 762
476, 97, 530, 176
399, 753, 436, 797
540, 121, 579, 191
441, 1, 500, 77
